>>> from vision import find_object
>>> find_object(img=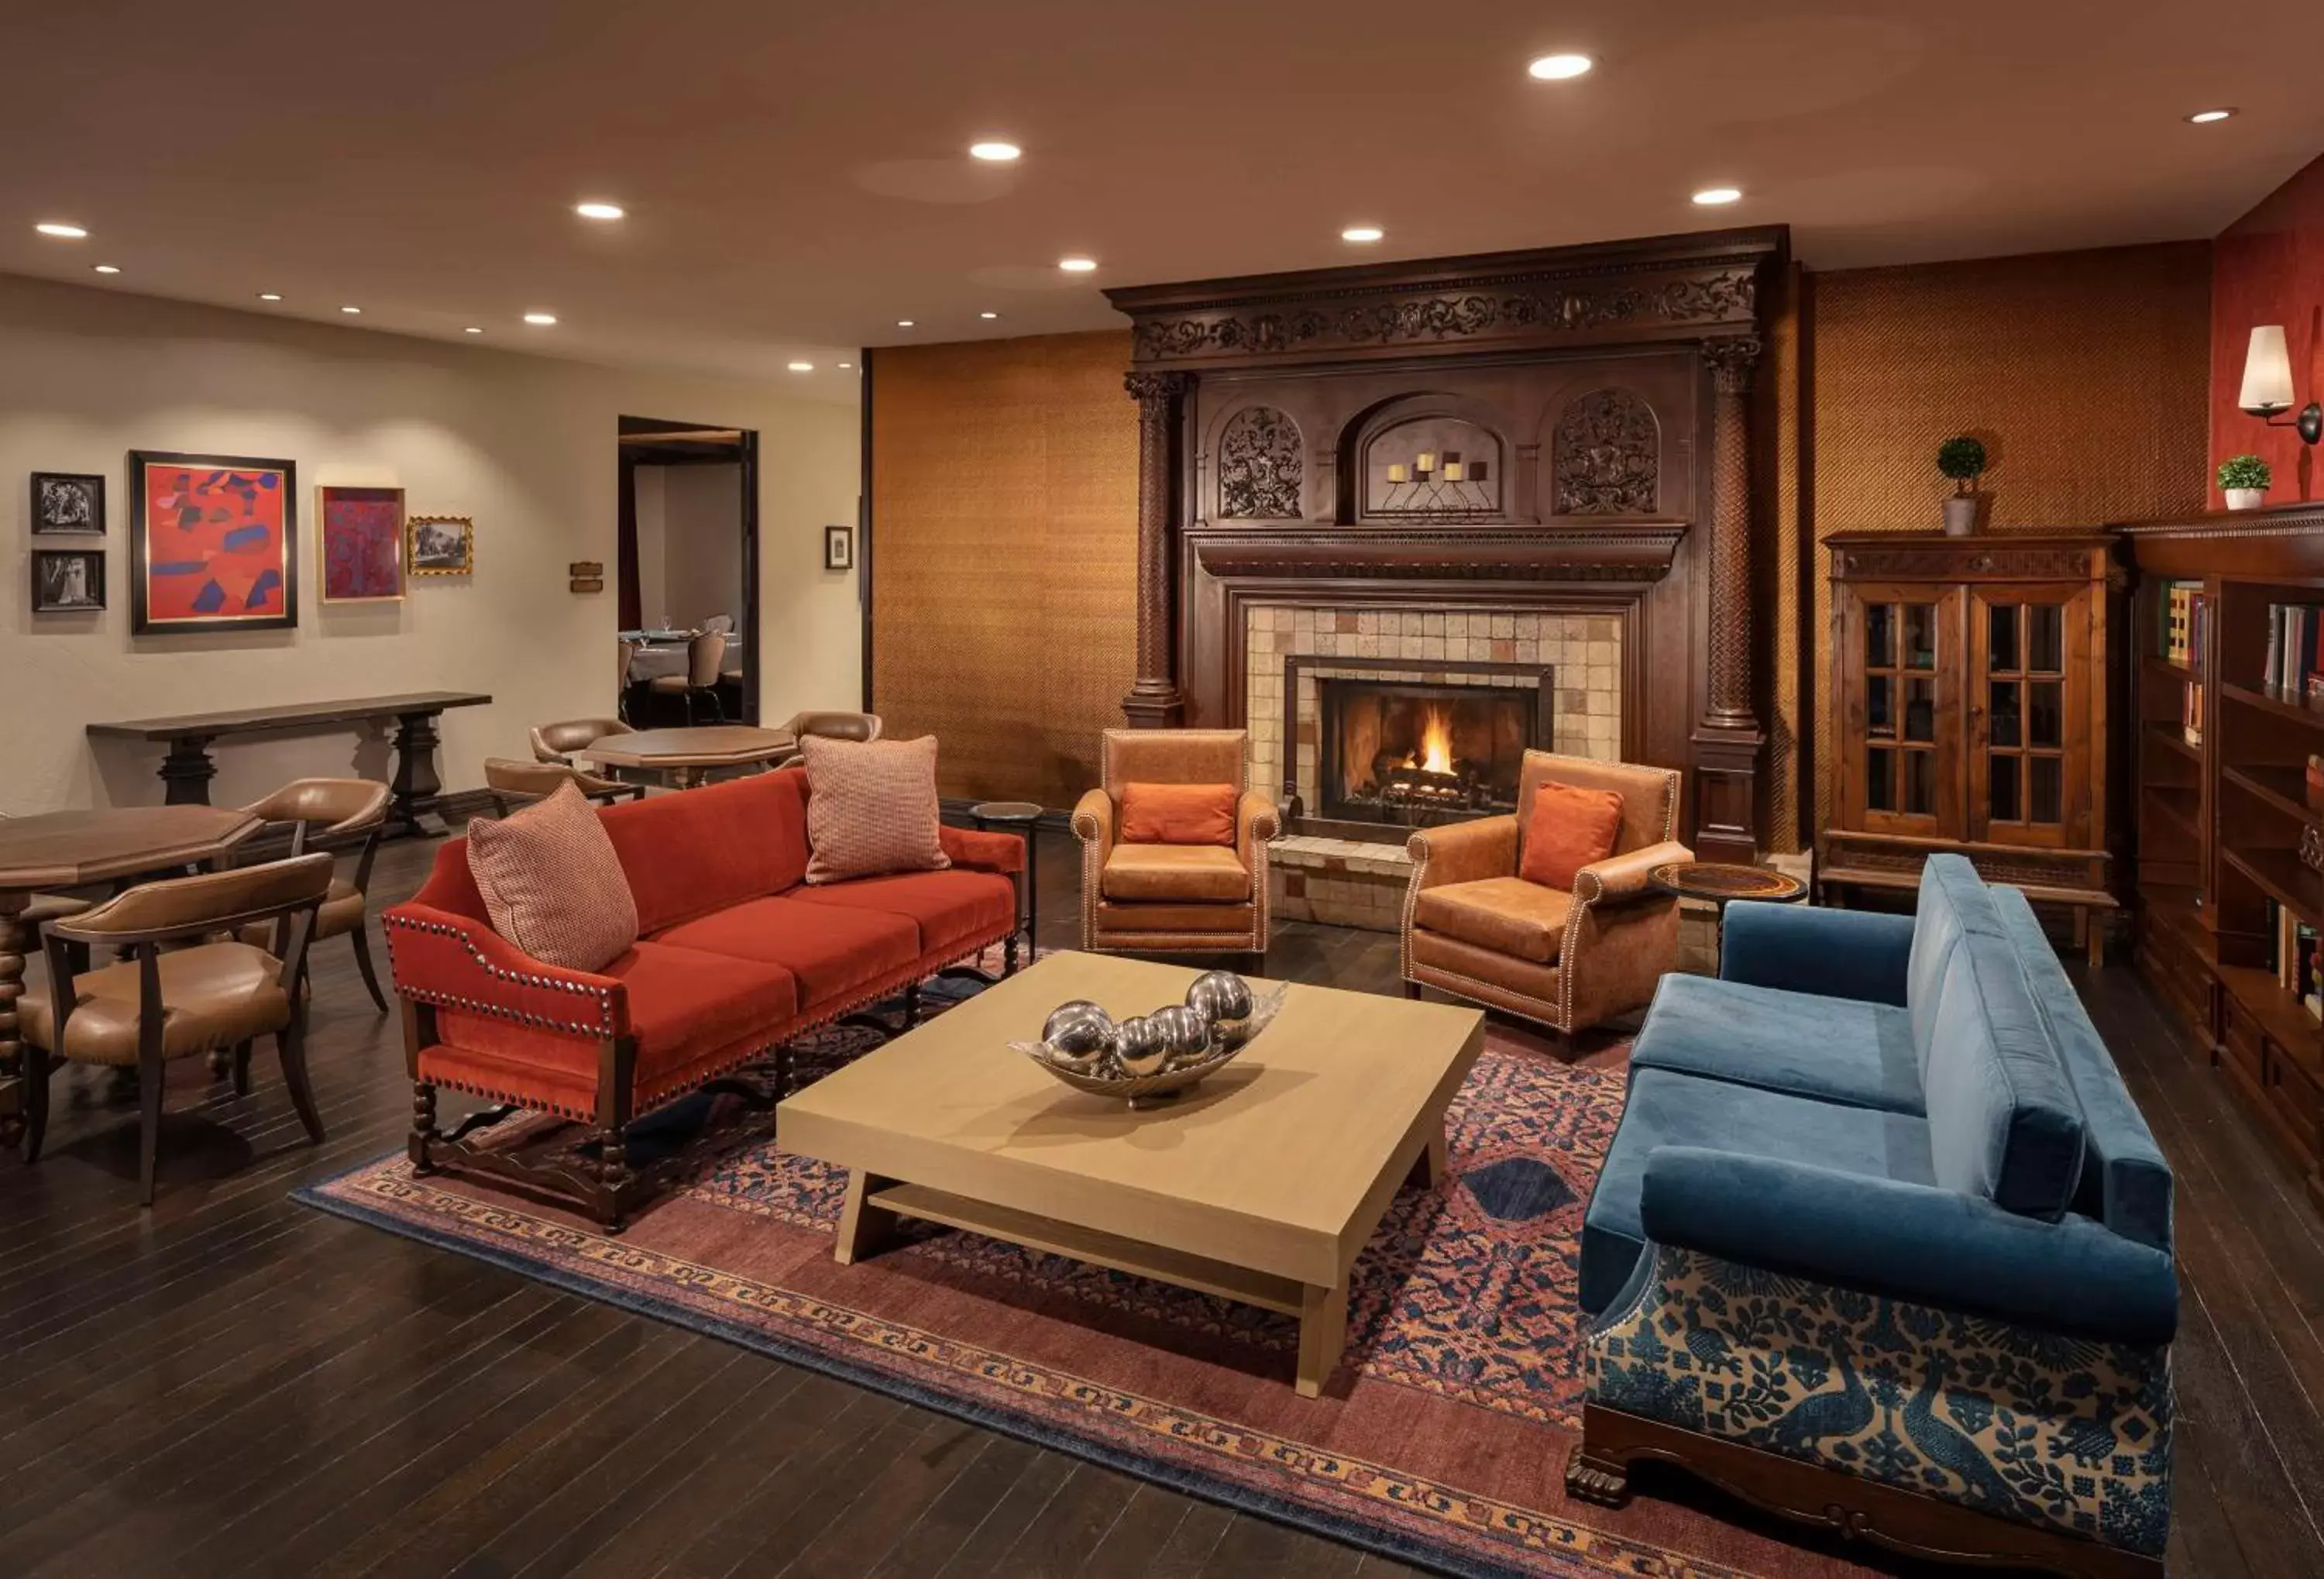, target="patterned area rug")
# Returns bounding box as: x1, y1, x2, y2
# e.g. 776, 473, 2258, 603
301, 954, 1878, 1579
